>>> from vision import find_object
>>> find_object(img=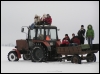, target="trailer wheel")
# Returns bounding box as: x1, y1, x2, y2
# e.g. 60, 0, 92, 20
8, 51, 19, 61
31, 45, 47, 62
71, 55, 81, 64
86, 53, 96, 62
